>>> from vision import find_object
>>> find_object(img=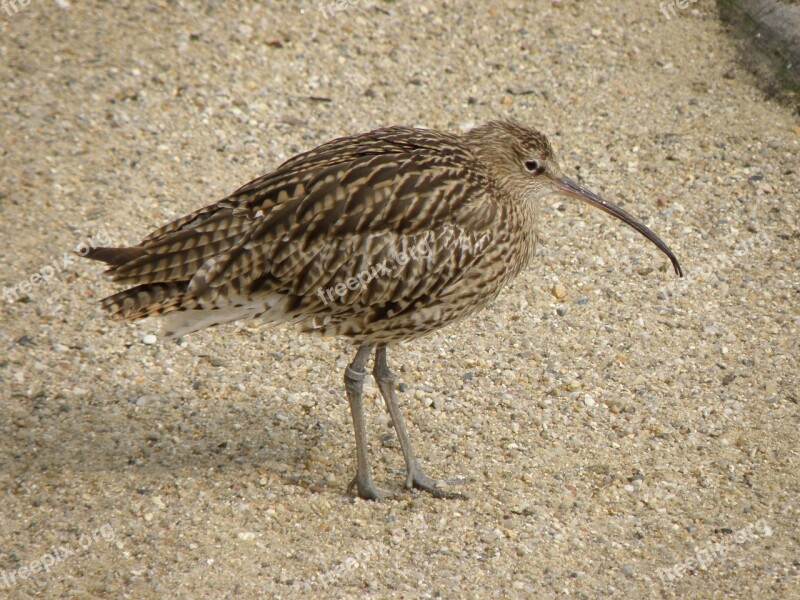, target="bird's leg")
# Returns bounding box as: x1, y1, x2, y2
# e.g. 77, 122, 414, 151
373, 347, 465, 499
344, 345, 391, 500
